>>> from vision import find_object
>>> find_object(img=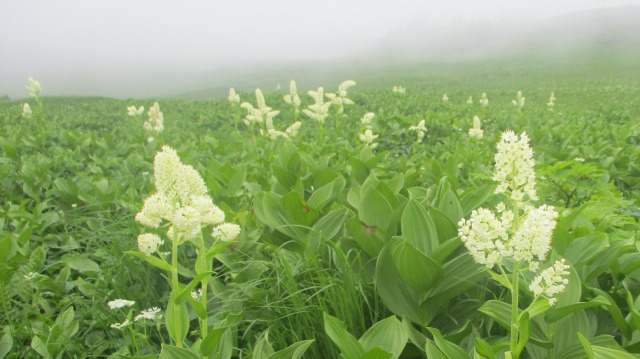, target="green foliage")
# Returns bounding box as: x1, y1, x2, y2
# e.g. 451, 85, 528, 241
1, 58, 639, 358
